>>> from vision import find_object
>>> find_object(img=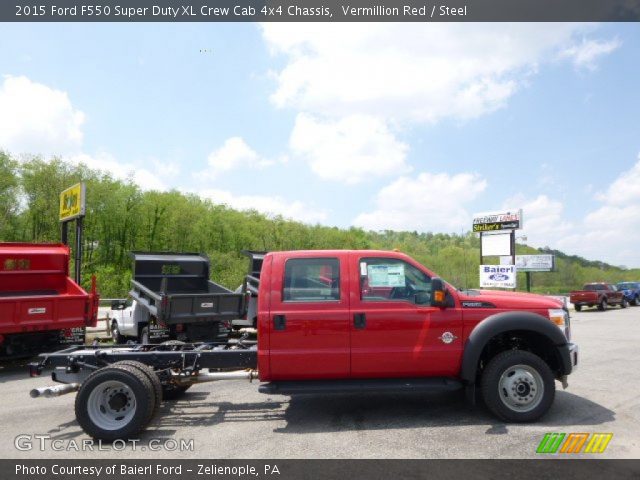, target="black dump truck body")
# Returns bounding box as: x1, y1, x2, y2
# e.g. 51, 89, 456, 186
129, 252, 248, 342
